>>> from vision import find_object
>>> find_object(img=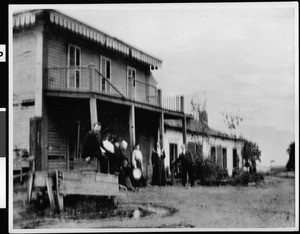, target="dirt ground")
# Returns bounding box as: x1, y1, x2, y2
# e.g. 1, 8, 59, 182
12, 176, 296, 230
